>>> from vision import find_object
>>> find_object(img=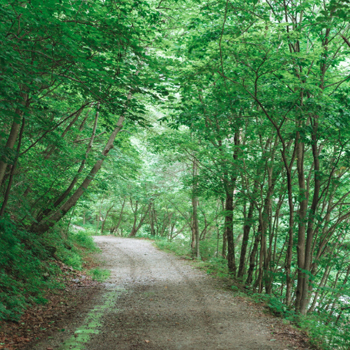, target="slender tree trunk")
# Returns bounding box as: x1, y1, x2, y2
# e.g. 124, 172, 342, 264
222, 229, 227, 258
257, 209, 266, 293
37, 104, 99, 223
262, 179, 276, 294
31, 114, 125, 234
246, 230, 260, 284
129, 200, 138, 237
192, 158, 200, 258
285, 167, 295, 306
101, 203, 114, 234
225, 192, 236, 276
0, 94, 28, 187
0, 118, 25, 216
96, 213, 100, 234
238, 199, 255, 278
224, 131, 241, 276
308, 265, 331, 313
300, 122, 320, 314
115, 198, 126, 234
0, 119, 22, 186
295, 135, 308, 312
43, 105, 86, 160
129, 201, 152, 237
216, 226, 220, 257
150, 202, 156, 236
